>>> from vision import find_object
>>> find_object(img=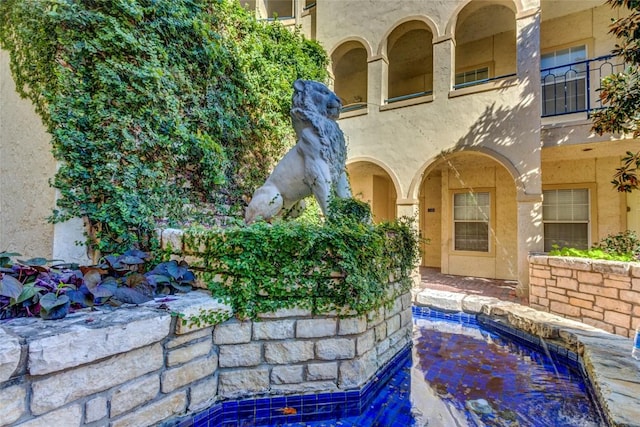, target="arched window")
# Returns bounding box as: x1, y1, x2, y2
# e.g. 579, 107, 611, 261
332, 41, 368, 112
454, 2, 516, 89
386, 21, 433, 102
